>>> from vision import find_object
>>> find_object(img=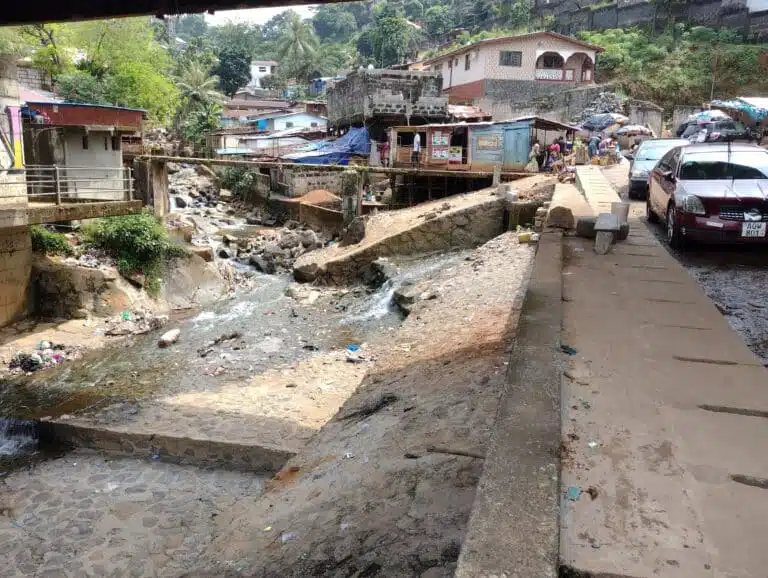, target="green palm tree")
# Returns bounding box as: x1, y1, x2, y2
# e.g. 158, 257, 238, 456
276, 13, 319, 82
176, 62, 224, 109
